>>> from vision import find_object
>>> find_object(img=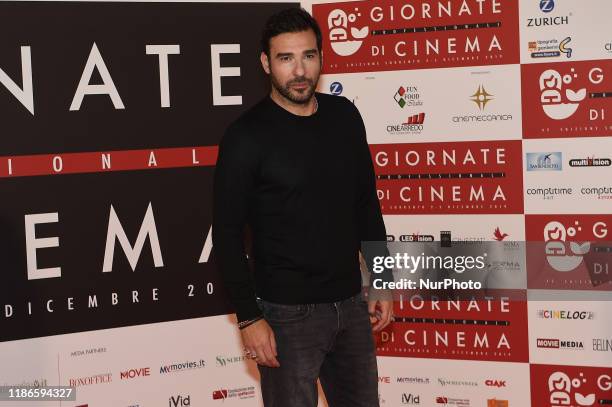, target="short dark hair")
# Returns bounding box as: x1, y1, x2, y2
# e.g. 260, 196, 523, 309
260, 7, 323, 57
